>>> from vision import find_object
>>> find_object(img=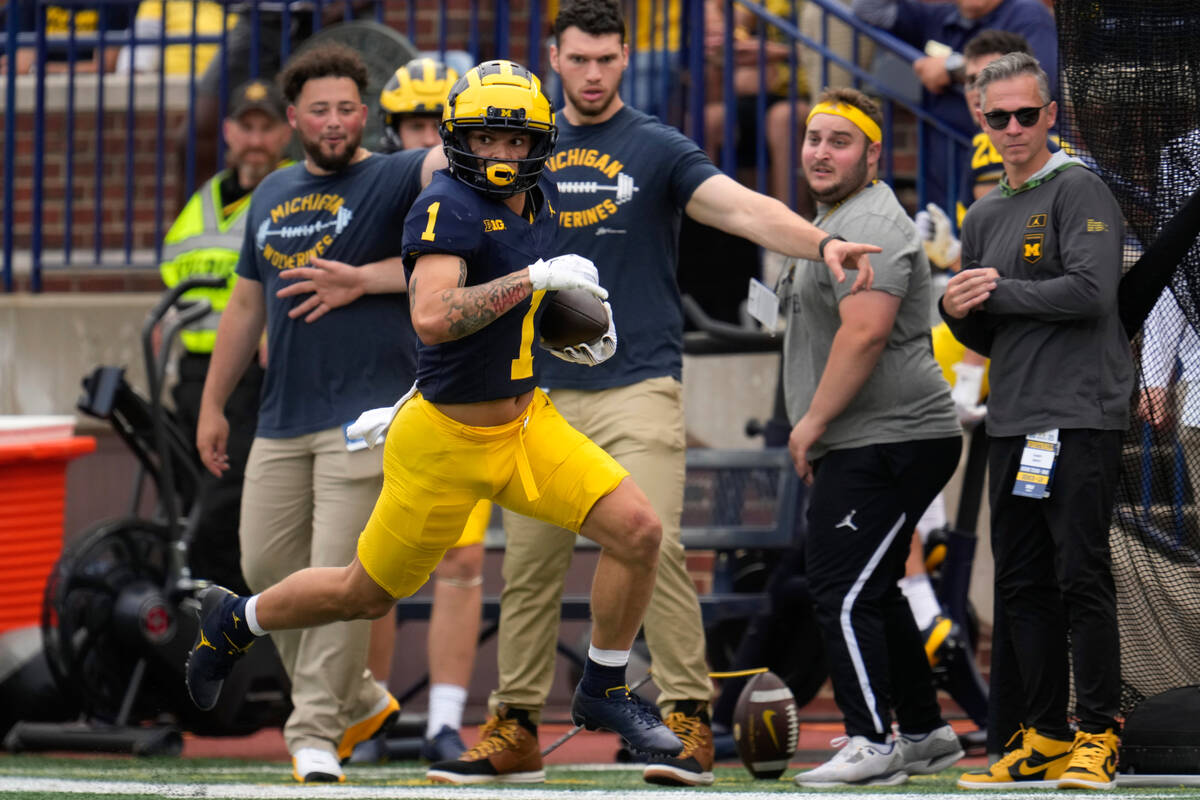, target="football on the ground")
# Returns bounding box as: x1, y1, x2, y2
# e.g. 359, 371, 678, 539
539, 289, 609, 349
733, 670, 800, 779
